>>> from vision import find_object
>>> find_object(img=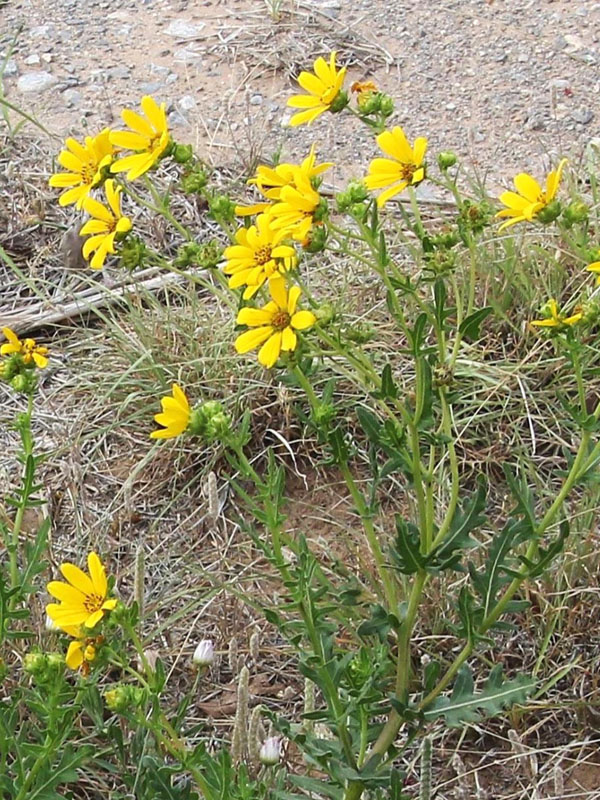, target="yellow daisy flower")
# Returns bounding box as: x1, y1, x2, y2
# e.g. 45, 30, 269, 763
1, 327, 49, 368
268, 170, 323, 242
530, 298, 582, 328
364, 126, 427, 207
110, 96, 170, 181
48, 128, 115, 208
287, 52, 347, 127
586, 261, 600, 284
496, 159, 567, 232
80, 179, 133, 270
224, 214, 297, 298
235, 275, 316, 368
151, 383, 191, 439
235, 146, 332, 217
46, 552, 117, 632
